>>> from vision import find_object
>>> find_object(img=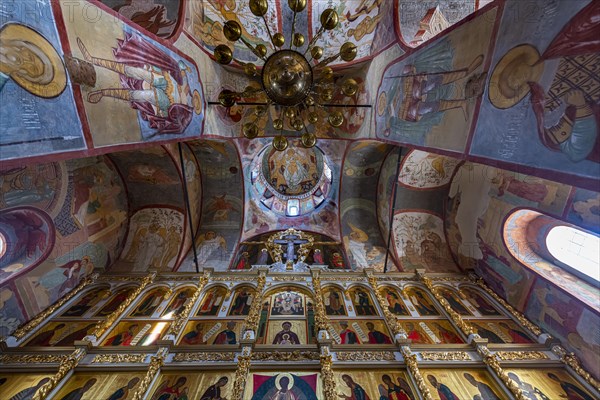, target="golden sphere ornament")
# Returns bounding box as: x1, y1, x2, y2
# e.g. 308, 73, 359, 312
273, 135, 288, 151
223, 20, 242, 42
214, 44, 233, 64
320, 9, 339, 30
311, 46, 323, 60
288, 0, 307, 12
243, 122, 259, 139
293, 33, 305, 48
328, 111, 344, 127
340, 42, 357, 62
249, 0, 268, 16
273, 32, 285, 47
